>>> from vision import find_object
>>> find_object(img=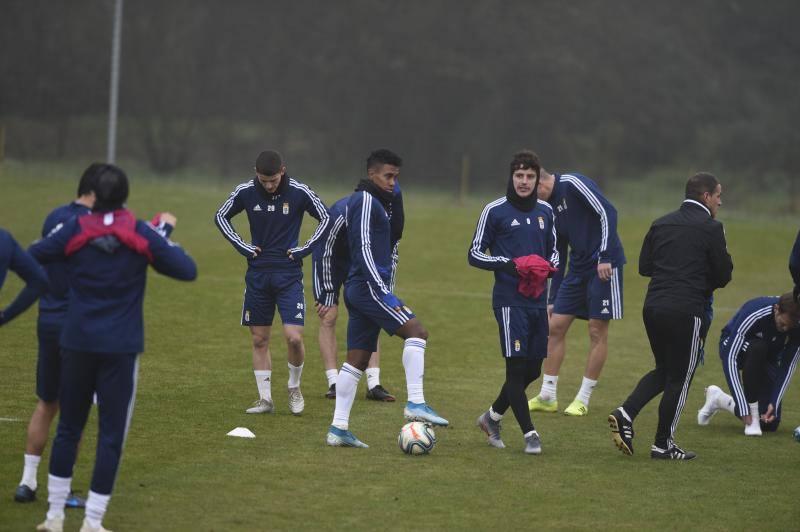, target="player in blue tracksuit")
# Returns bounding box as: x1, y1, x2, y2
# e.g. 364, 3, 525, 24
470, 151, 559, 454
29, 164, 196, 532
325, 149, 447, 448
15, 167, 96, 506
0, 229, 47, 326
698, 294, 800, 436
312, 181, 403, 401
215, 150, 329, 415
529, 167, 626, 416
